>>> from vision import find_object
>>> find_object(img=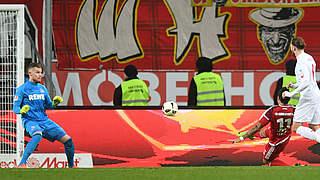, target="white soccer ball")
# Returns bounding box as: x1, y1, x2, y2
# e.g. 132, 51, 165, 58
162, 101, 178, 116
